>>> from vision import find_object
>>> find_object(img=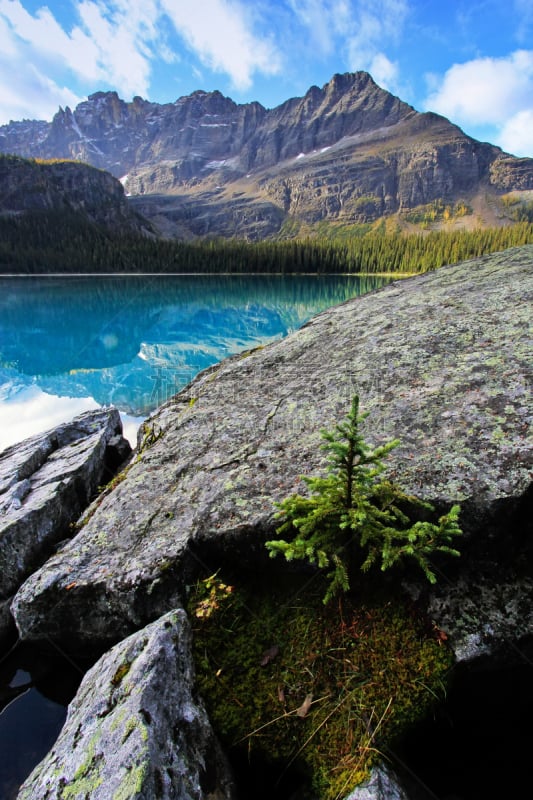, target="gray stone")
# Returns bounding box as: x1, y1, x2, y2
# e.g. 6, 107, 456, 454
344, 763, 410, 800
17, 608, 236, 800
0, 408, 130, 640
426, 570, 533, 662
11, 246, 533, 650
